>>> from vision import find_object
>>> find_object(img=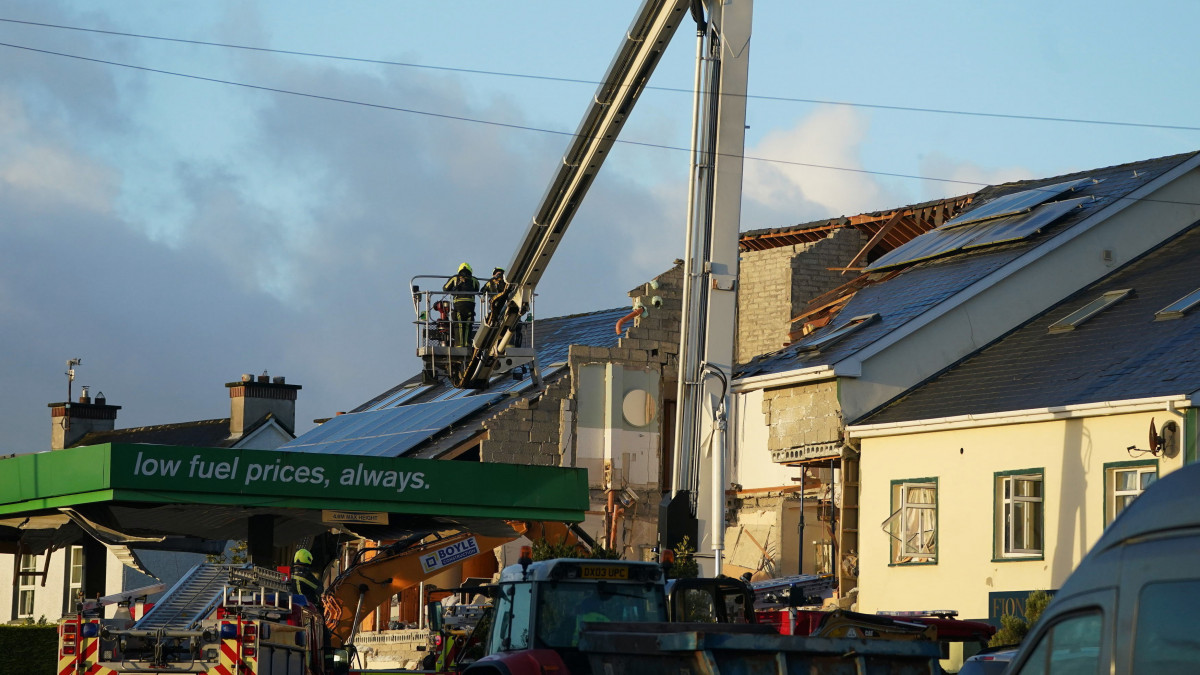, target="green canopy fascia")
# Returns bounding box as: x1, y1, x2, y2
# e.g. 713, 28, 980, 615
0, 443, 588, 522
